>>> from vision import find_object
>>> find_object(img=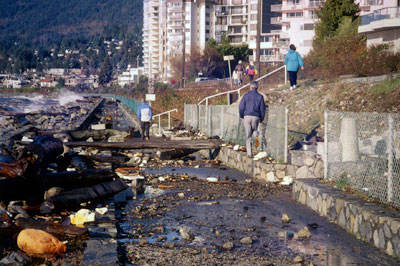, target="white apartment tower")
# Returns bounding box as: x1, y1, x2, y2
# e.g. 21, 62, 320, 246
143, 0, 167, 81
165, 0, 215, 78
143, 0, 215, 81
